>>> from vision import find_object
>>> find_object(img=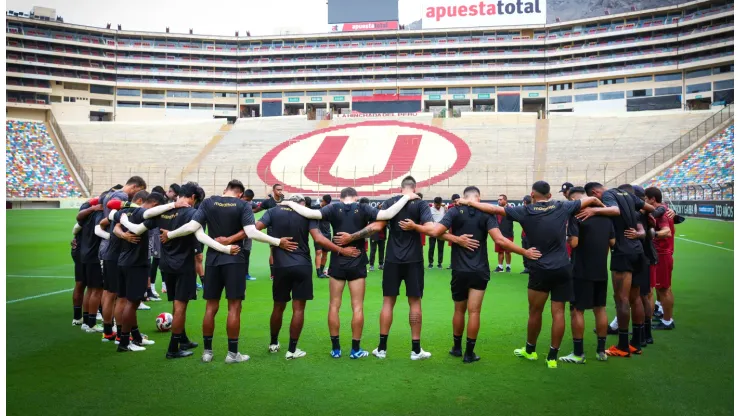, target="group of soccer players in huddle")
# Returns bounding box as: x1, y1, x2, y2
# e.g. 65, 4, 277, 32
71, 174, 676, 368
